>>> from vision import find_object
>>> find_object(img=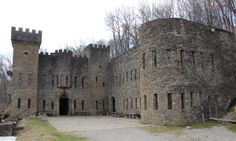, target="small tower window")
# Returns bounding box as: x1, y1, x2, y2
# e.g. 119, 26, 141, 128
142, 53, 145, 69
28, 99, 31, 109
17, 98, 21, 108
181, 93, 185, 109
82, 77, 84, 88
23, 52, 29, 57
82, 100, 85, 110
144, 95, 147, 110
74, 100, 76, 109
167, 93, 172, 110
43, 100, 46, 110
51, 102, 54, 110
152, 51, 157, 66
